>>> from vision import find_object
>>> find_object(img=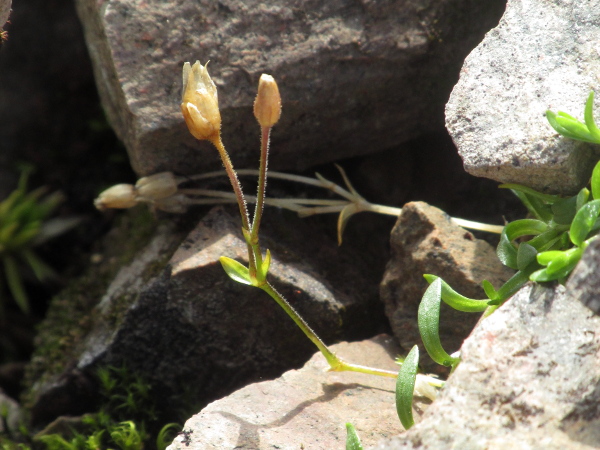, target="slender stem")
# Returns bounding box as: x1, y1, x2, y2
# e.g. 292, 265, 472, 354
210, 136, 256, 270
210, 137, 251, 231
251, 126, 271, 241
260, 281, 402, 378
